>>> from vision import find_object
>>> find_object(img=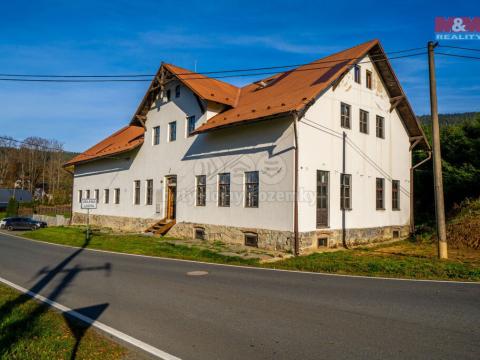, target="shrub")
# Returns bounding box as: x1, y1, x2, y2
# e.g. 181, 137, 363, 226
5, 197, 18, 217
